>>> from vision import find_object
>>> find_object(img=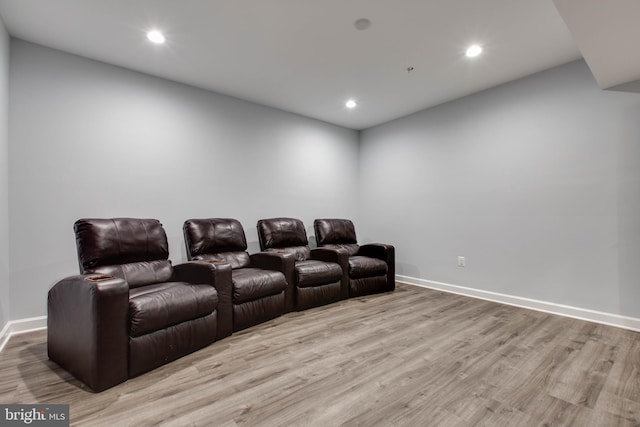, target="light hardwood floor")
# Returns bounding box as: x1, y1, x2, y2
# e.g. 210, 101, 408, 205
1, 284, 640, 426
